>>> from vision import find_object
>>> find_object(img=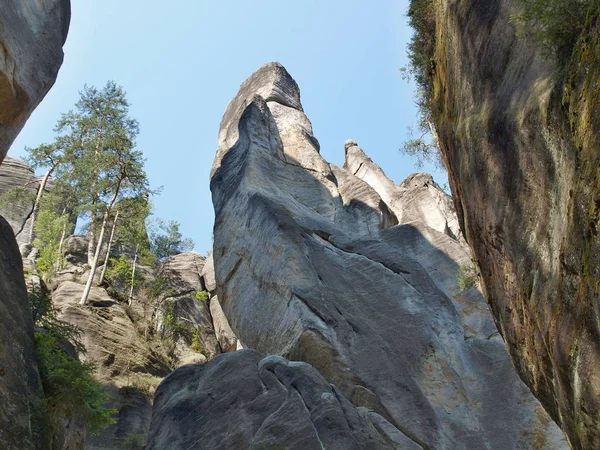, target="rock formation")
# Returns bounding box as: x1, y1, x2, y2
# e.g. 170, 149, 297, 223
0, 2, 70, 449
0, 217, 49, 449
0, 0, 70, 162
428, 1, 600, 447
145, 62, 569, 449
148, 350, 417, 450
157, 251, 219, 363
0, 156, 38, 247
